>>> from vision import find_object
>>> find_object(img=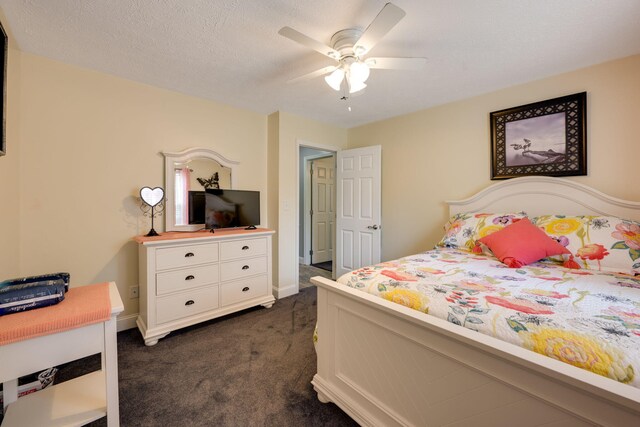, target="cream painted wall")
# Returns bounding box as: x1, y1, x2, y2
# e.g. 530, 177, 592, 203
0, 42, 20, 278
17, 53, 266, 319
348, 55, 640, 262
272, 111, 347, 296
